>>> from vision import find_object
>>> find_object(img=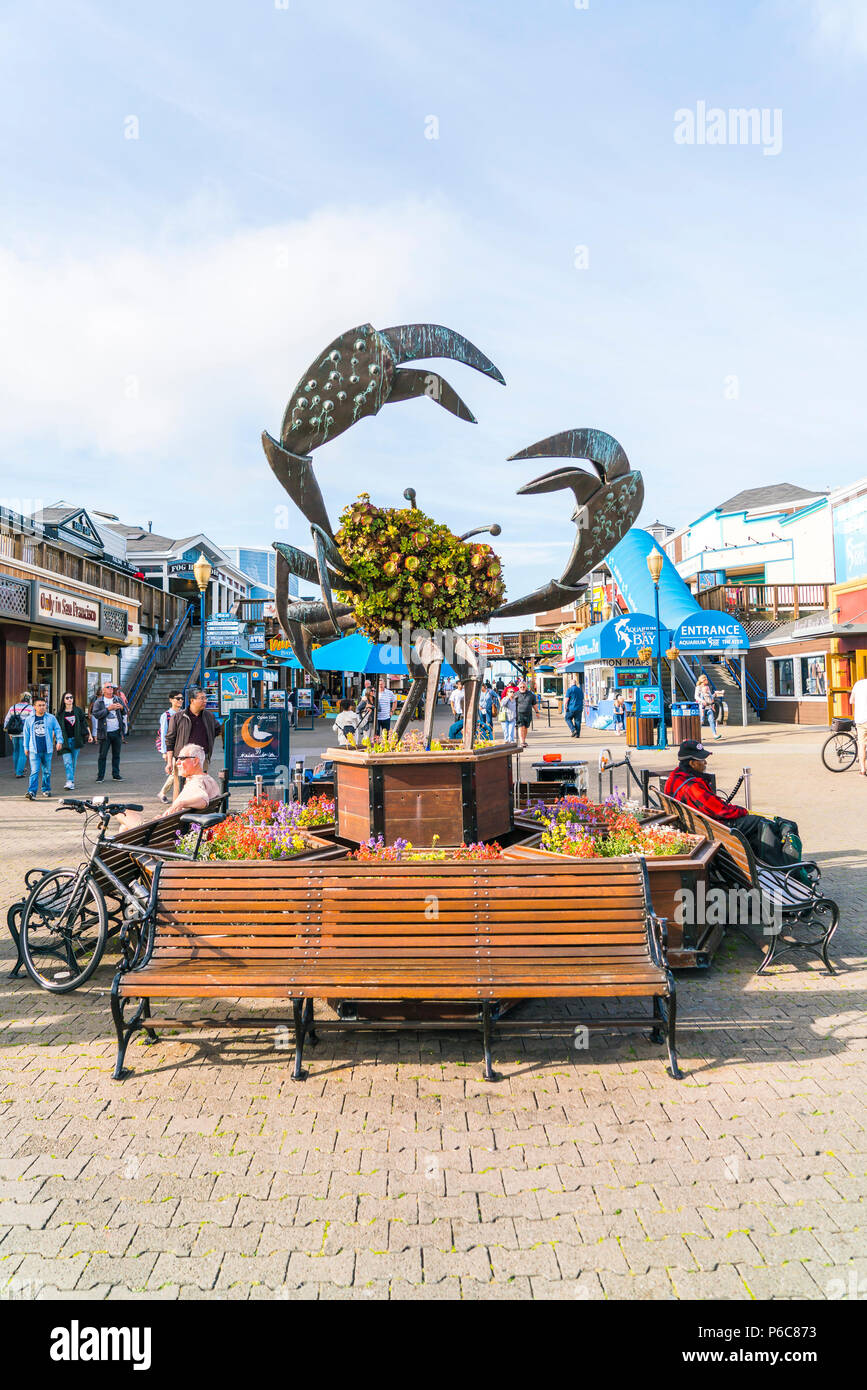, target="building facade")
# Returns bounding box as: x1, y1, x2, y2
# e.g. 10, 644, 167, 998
1, 505, 185, 725
106, 525, 252, 621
